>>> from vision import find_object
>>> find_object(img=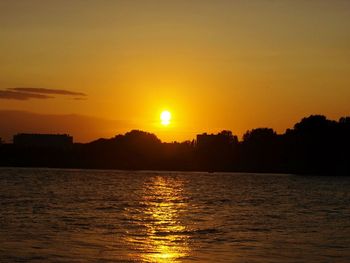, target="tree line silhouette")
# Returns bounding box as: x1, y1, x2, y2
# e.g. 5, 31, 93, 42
0, 115, 349, 175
